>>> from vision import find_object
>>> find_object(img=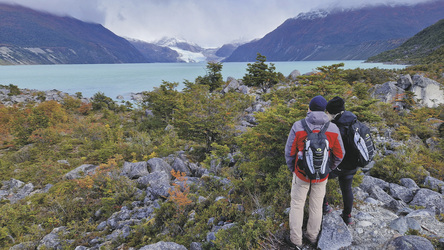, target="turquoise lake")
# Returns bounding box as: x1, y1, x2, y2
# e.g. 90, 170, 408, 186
0, 61, 406, 100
